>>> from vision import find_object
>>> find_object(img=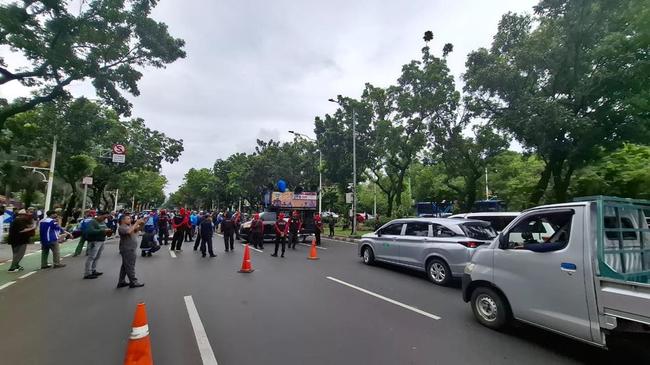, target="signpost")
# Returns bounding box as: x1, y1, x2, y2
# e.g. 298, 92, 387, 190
81, 176, 93, 216
112, 143, 126, 164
